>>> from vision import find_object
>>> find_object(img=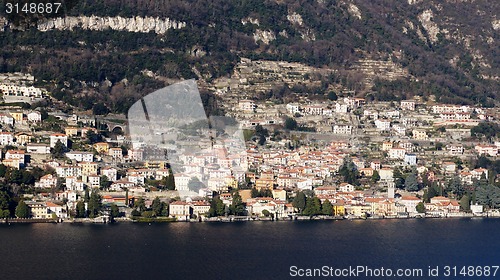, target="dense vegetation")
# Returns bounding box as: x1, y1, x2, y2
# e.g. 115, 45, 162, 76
0, 0, 498, 111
